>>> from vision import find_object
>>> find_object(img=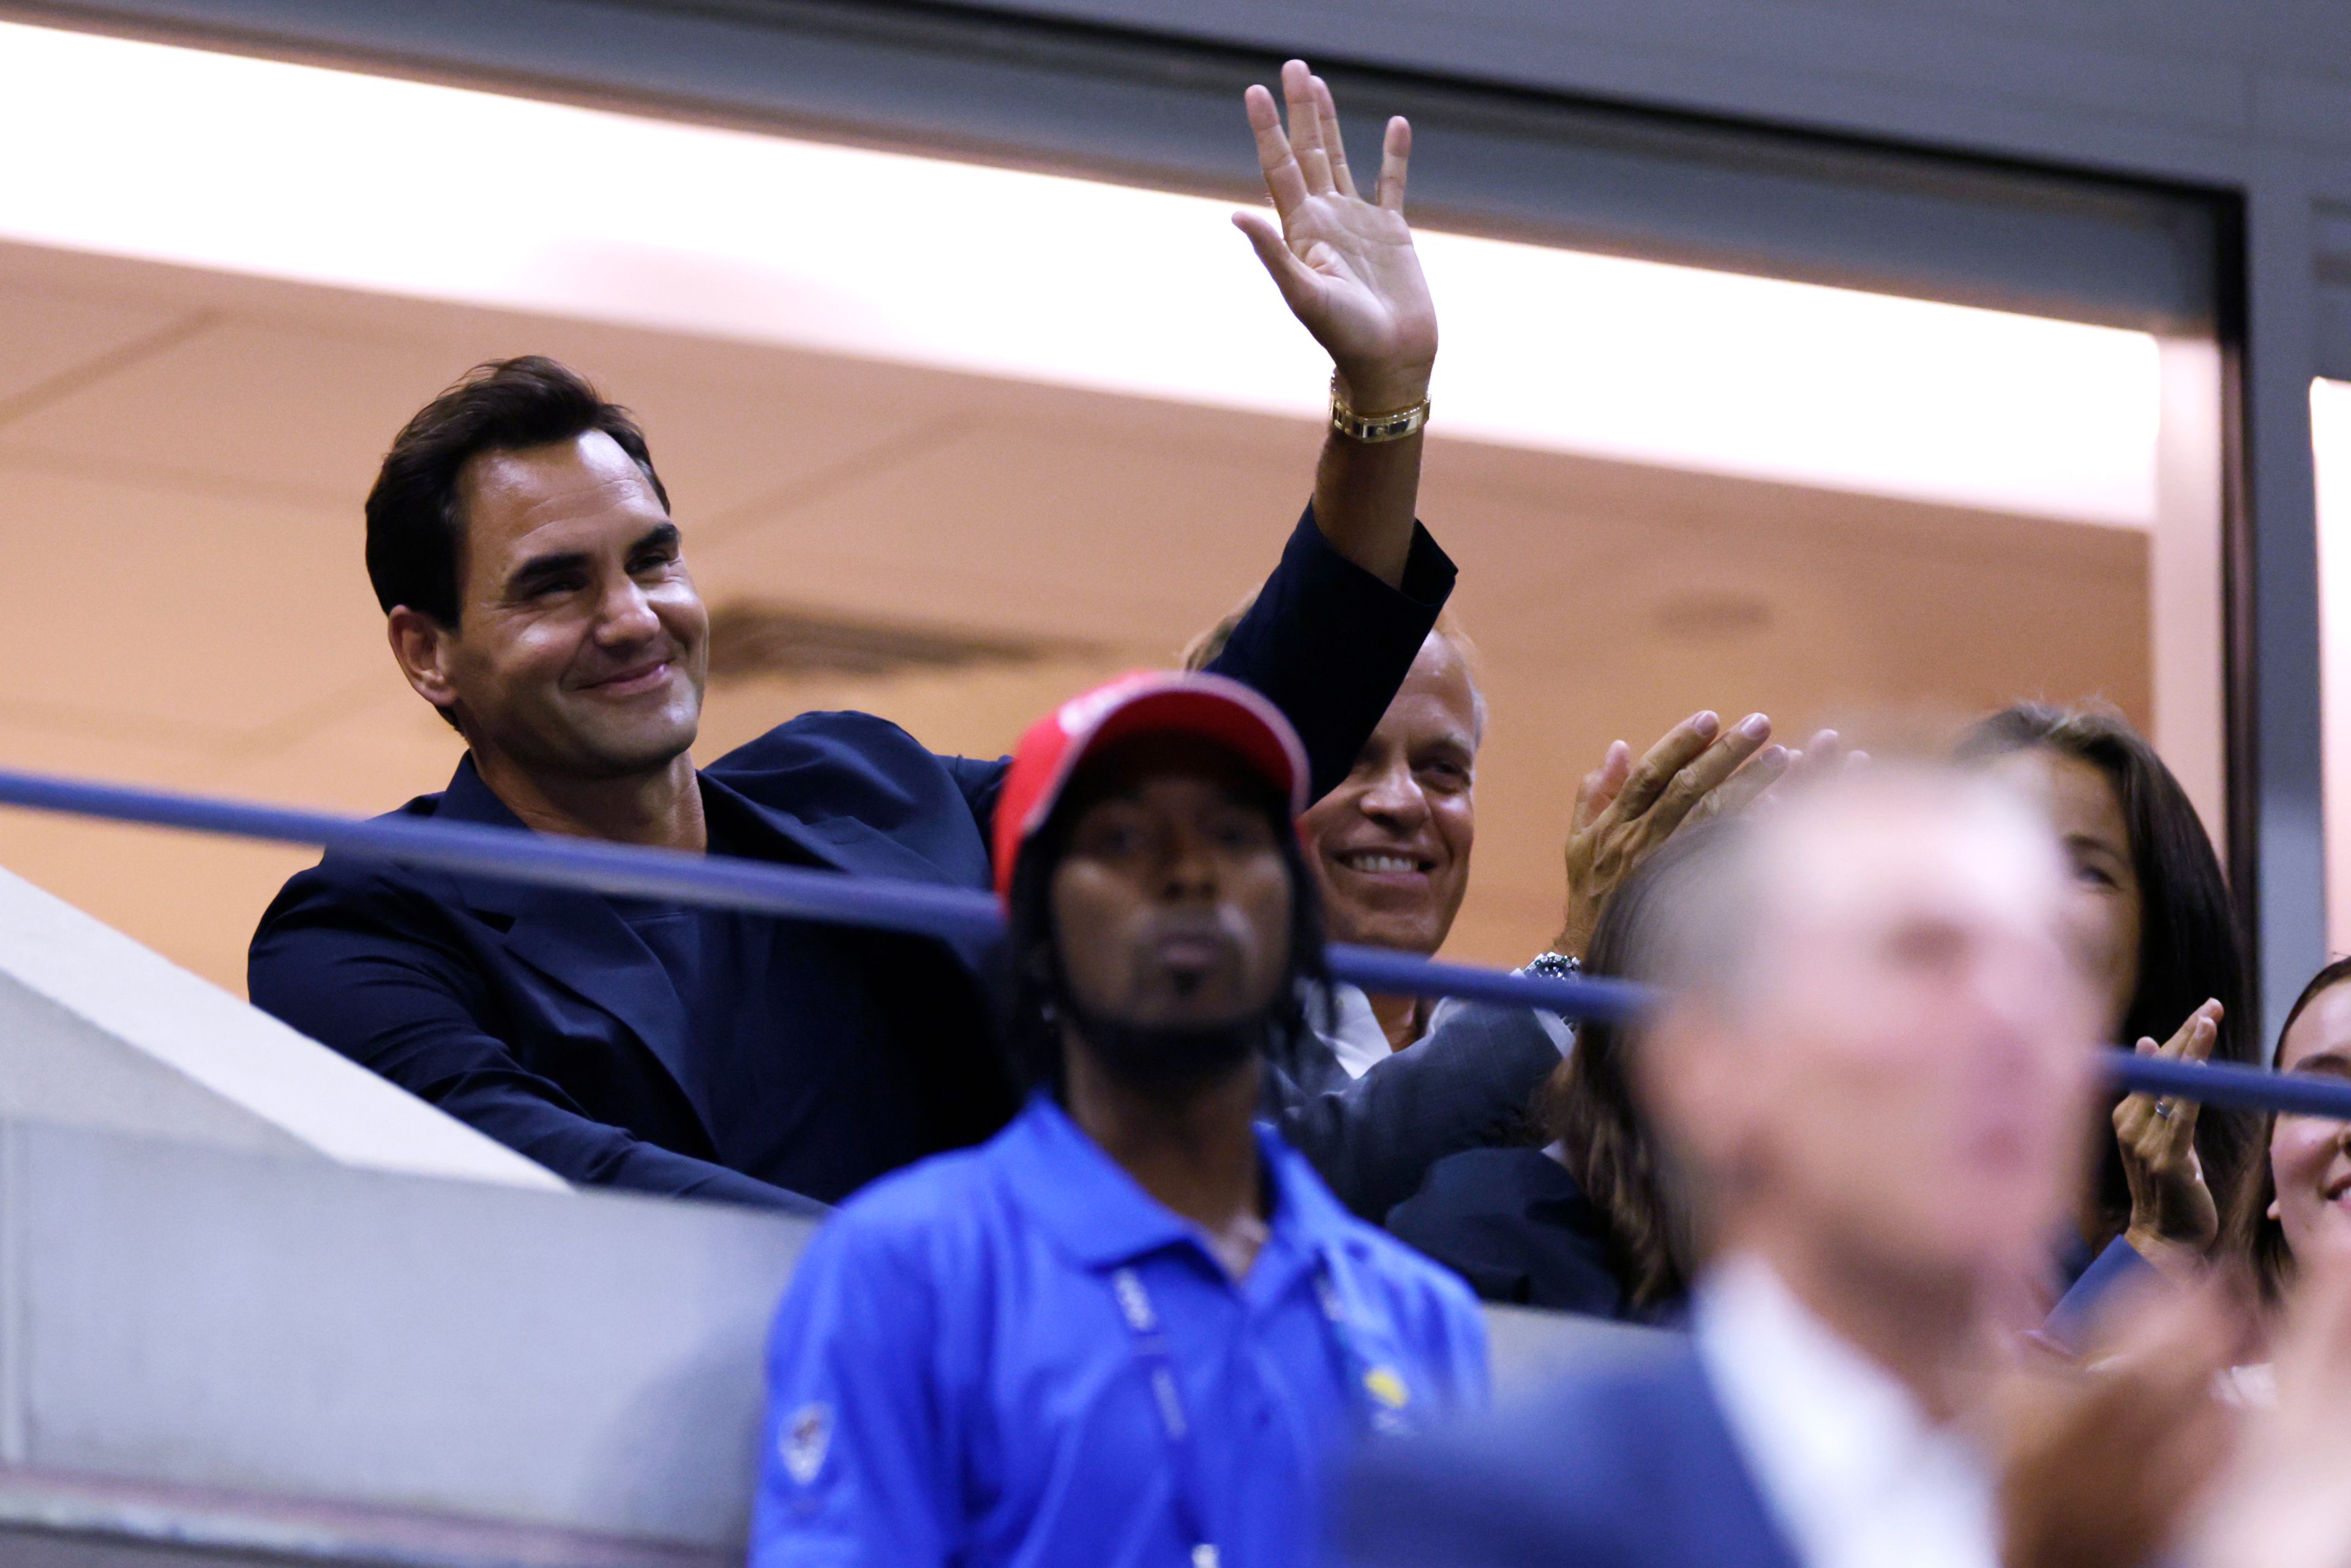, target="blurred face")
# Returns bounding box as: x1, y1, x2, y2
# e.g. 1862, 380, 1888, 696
1987, 746, 2141, 1037
1051, 737, 1295, 1036
1652, 779, 2101, 1294
394, 431, 708, 779
1299, 634, 1479, 955
2268, 983, 2351, 1267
